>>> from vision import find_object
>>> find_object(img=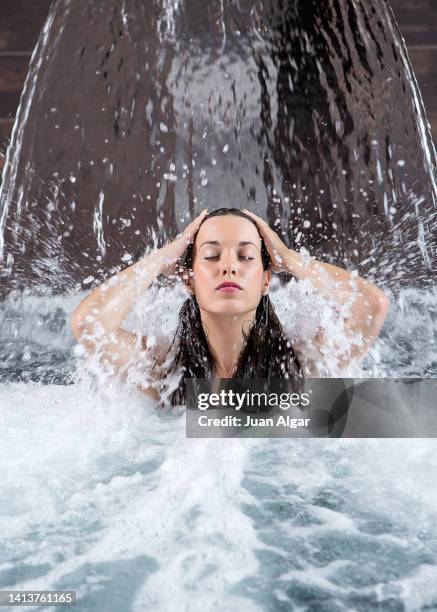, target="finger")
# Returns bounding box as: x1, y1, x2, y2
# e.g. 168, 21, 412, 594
185, 209, 208, 232
242, 209, 268, 228
193, 208, 209, 228
183, 209, 208, 241
242, 209, 260, 226
192, 208, 208, 223
243, 210, 284, 261
242, 208, 260, 218
242, 208, 256, 218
